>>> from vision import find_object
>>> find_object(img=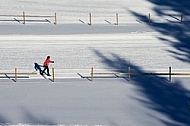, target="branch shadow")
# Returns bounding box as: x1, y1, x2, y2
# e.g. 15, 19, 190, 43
0, 105, 56, 125
21, 107, 56, 125
93, 49, 190, 126
147, 0, 190, 15
0, 115, 9, 124
129, 1, 190, 64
